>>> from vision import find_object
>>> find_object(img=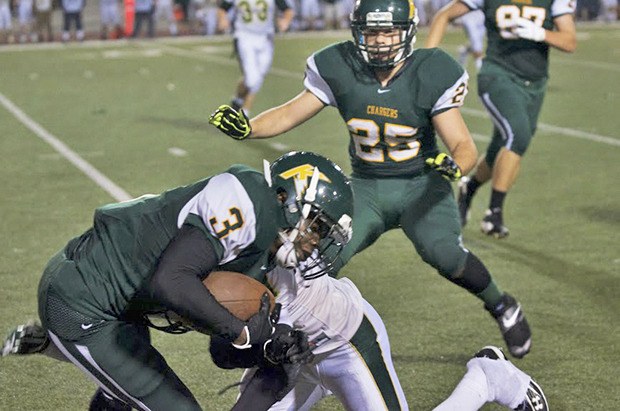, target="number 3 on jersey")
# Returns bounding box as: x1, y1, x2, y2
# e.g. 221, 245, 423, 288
209, 207, 244, 238
347, 118, 420, 163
